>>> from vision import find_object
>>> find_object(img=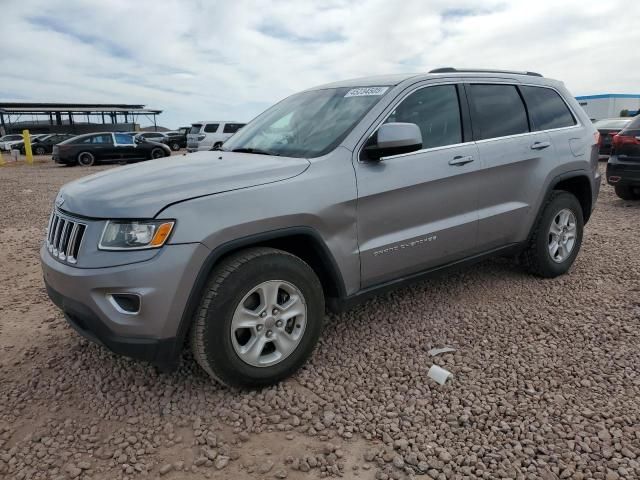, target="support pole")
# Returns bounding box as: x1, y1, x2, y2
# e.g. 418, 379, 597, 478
23, 129, 33, 165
